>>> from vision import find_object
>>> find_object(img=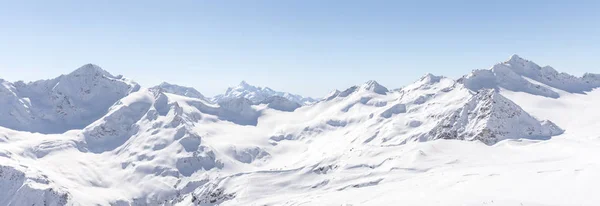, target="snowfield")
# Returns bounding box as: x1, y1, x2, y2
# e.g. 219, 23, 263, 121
1, 55, 599, 206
